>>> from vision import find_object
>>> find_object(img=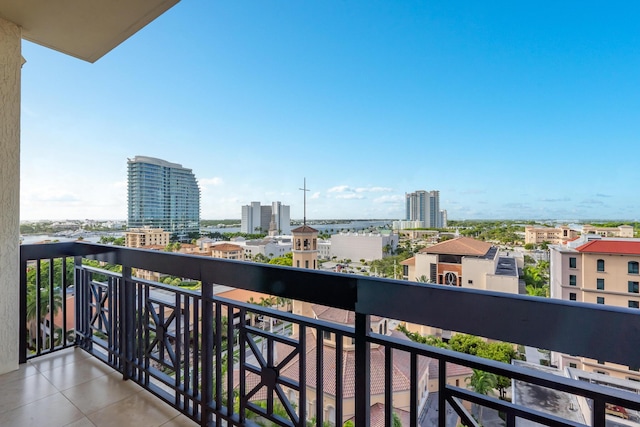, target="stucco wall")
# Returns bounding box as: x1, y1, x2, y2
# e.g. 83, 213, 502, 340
0, 17, 21, 374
